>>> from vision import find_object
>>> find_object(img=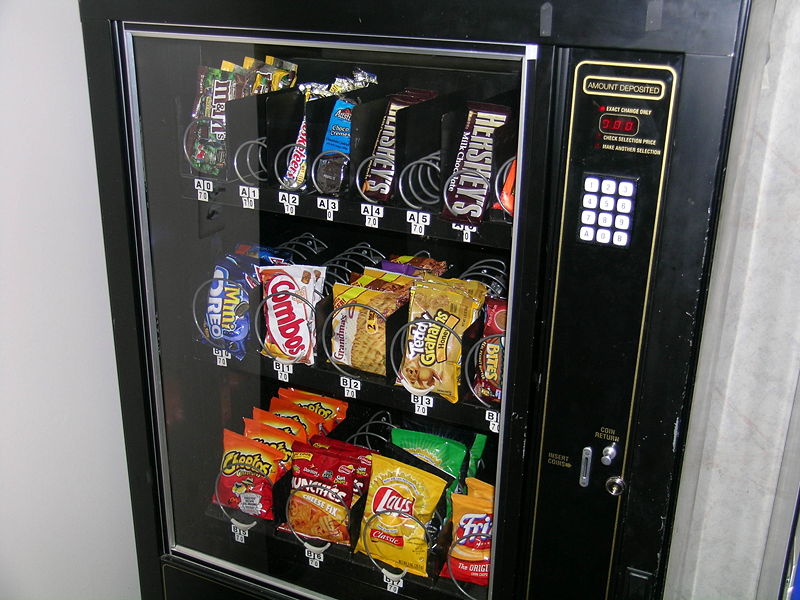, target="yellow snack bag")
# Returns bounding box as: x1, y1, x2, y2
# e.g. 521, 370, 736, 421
355, 455, 447, 577
465, 477, 495, 502
396, 279, 486, 402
